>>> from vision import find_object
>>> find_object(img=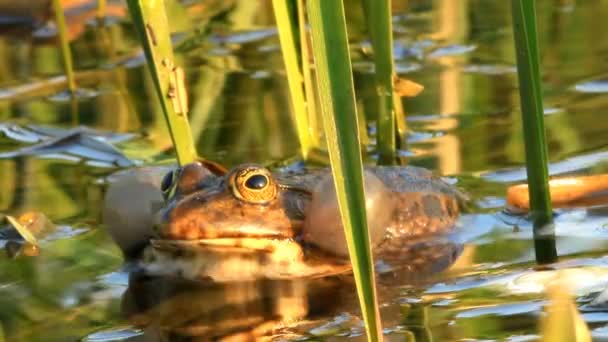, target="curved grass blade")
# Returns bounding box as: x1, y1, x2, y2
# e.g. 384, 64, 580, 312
126, 0, 197, 166
51, 0, 76, 93
306, 1, 382, 340
272, 0, 312, 159
511, 0, 556, 263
